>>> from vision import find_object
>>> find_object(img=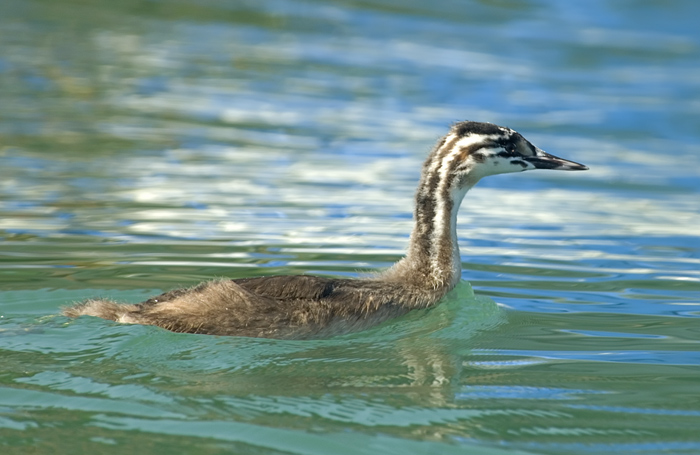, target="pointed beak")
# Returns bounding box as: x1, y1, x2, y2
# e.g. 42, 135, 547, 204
525, 149, 589, 171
